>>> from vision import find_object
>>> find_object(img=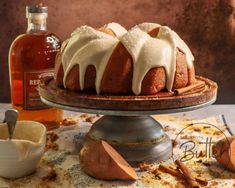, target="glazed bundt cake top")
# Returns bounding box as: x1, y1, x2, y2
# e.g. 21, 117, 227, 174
60, 22, 194, 95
